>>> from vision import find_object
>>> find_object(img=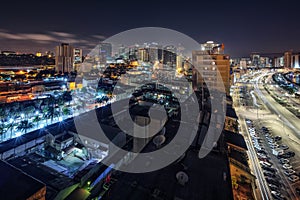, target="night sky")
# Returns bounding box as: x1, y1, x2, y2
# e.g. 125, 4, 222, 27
0, 0, 299, 57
